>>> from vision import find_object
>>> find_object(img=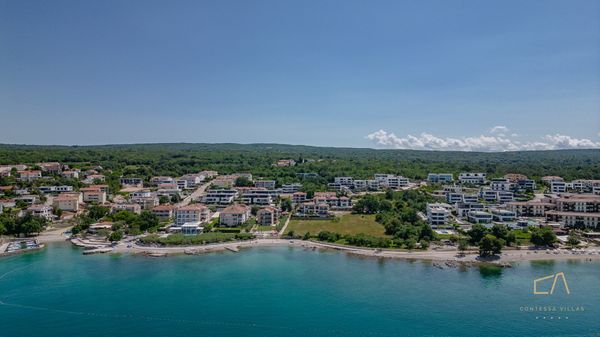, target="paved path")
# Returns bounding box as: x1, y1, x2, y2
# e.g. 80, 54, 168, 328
278, 214, 292, 237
